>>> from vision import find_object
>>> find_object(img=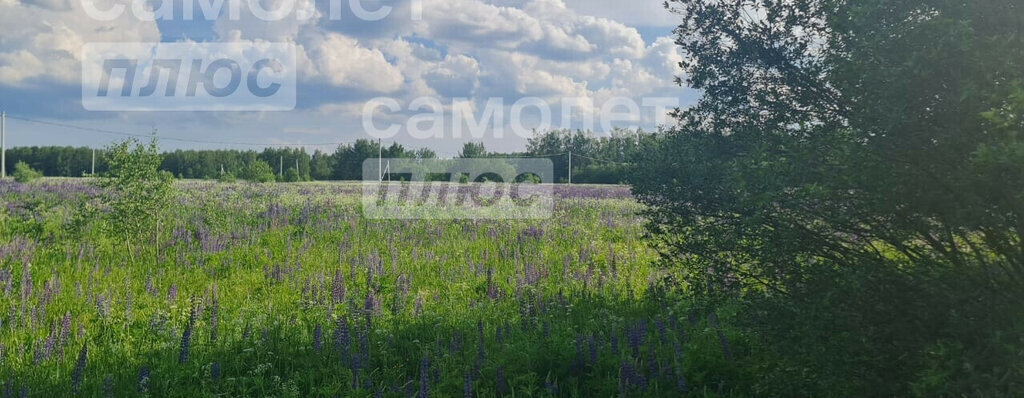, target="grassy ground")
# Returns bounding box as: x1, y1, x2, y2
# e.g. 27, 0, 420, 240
0, 180, 745, 397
